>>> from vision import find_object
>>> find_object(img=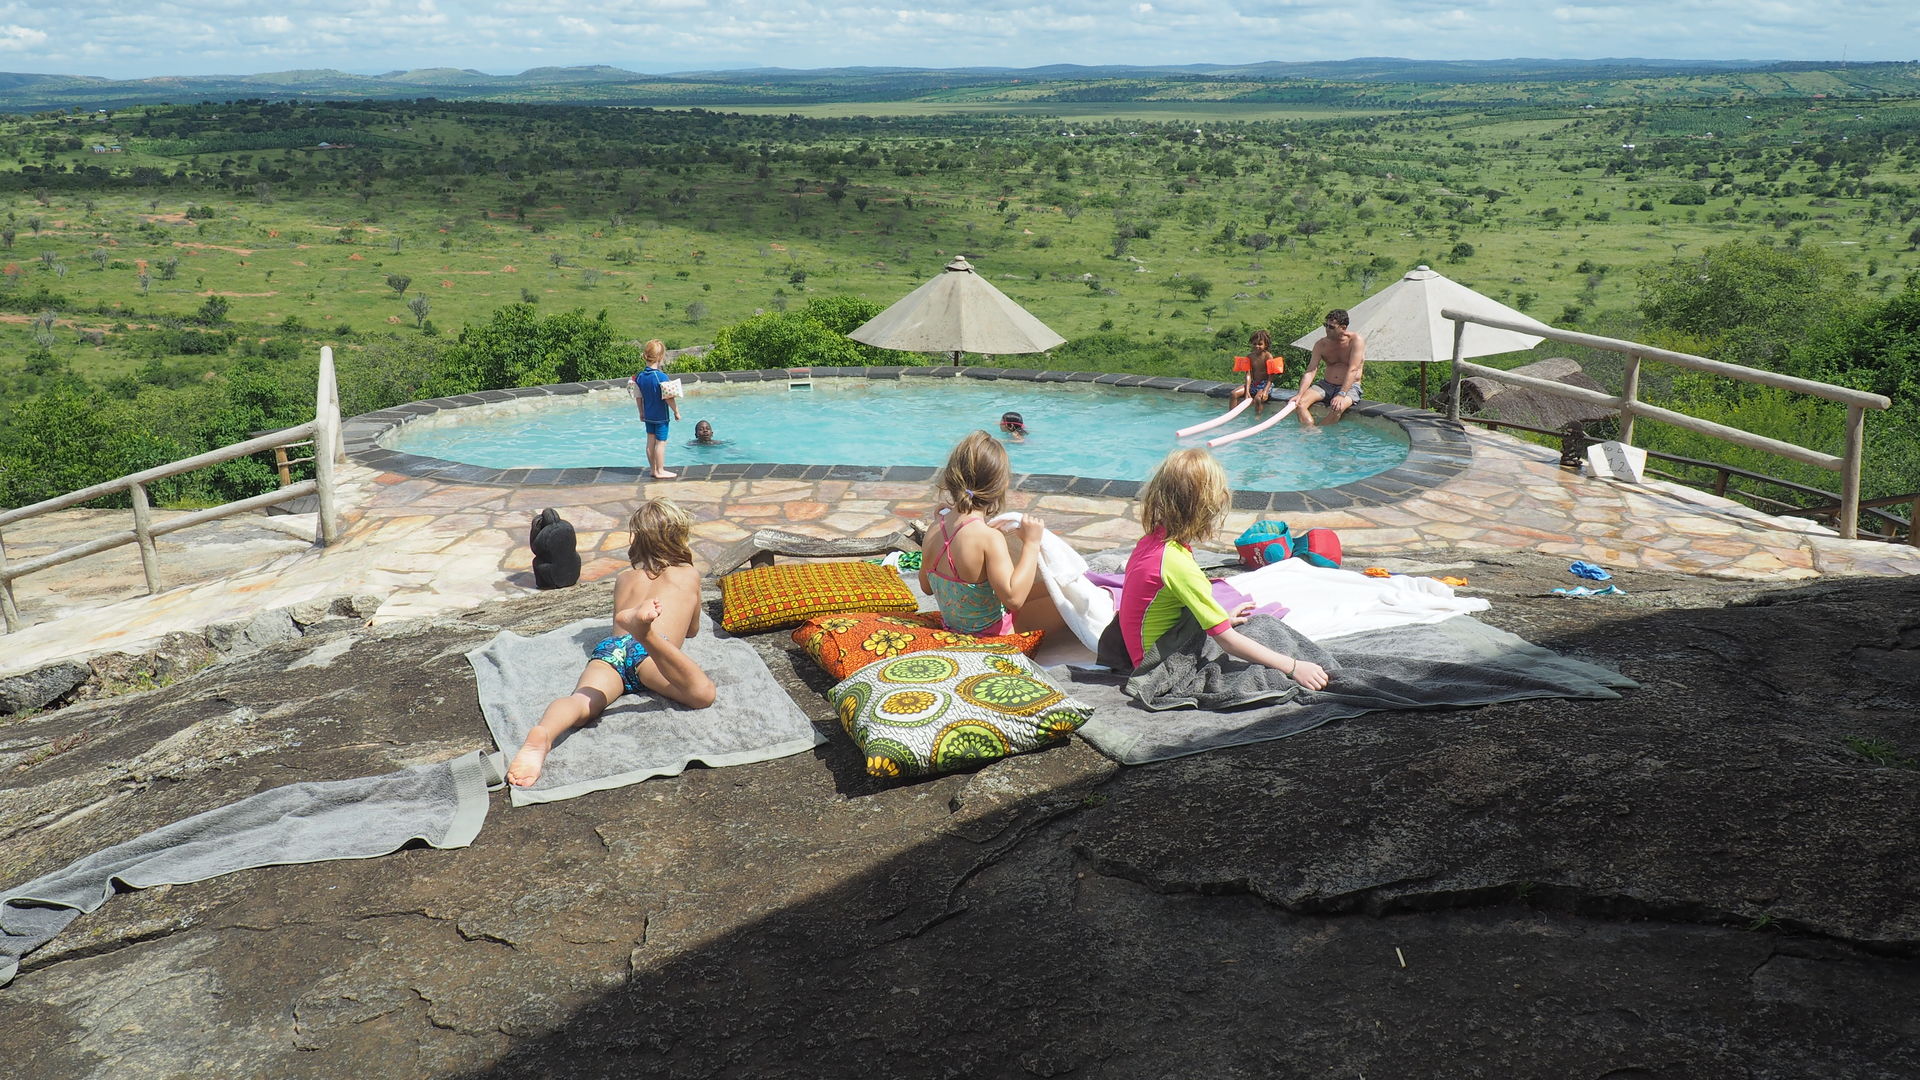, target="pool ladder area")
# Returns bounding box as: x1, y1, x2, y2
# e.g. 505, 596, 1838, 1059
787, 367, 814, 391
